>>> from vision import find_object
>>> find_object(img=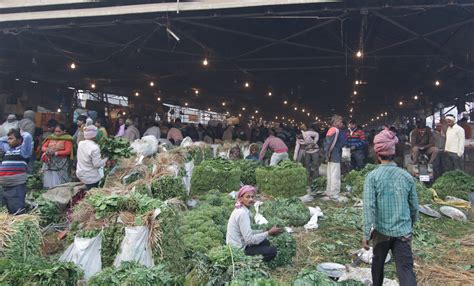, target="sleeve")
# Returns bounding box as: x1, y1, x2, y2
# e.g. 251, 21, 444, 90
313, 132, 319, 145
458, 128, 465, 156
91, 147, 107, 168
357, 130, 368, 148
324, 135, 335, 159
259, 139, 269, 161
407, 178, 419, 225
293, 140, 300, 161
41, 139, 51, 152
55, 141, 72, 157
166, 130, 172, 140
0, 136, 7, 142
410, 130, 416, 147
237, 211, 268, 246
363, 174, 376, 240
20, 133, 33, 158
